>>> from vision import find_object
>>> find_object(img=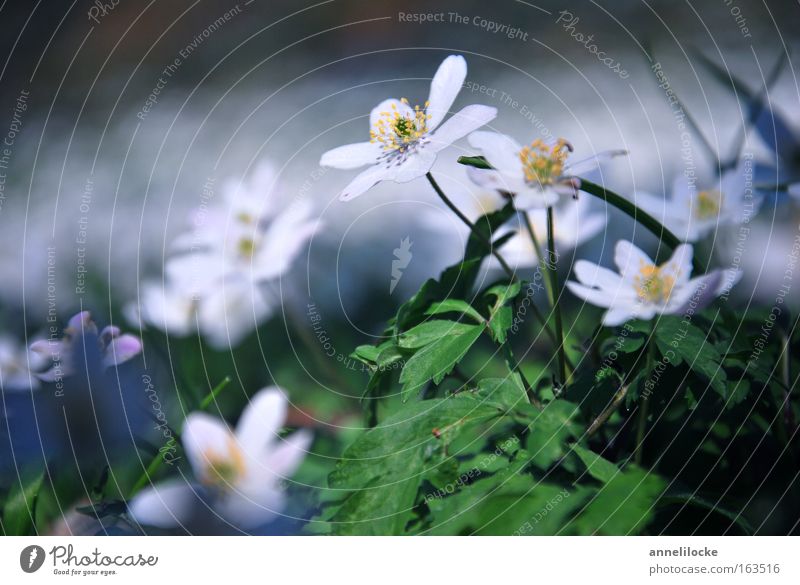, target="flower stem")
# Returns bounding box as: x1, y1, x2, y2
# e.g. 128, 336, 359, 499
546, 206, 567, 385
587, 382, 629, 437
425, 171, 556, 346
635, 325, 657, 465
